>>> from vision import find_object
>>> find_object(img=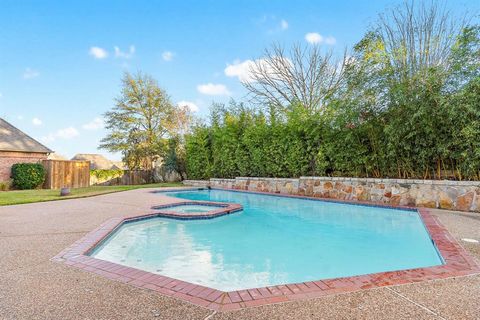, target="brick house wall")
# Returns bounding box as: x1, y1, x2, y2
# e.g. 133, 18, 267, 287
0, 151, 48, 181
